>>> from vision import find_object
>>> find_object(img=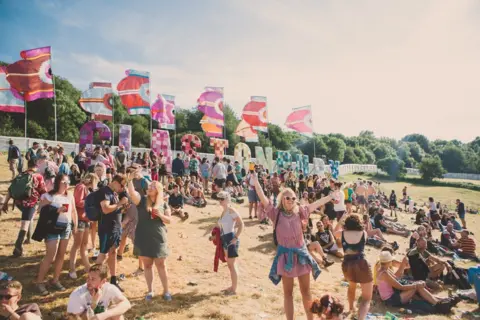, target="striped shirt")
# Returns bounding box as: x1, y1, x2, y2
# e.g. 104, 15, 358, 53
458, 237, 476, 256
